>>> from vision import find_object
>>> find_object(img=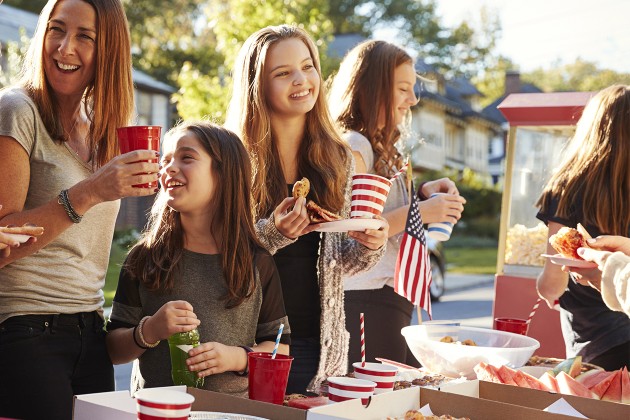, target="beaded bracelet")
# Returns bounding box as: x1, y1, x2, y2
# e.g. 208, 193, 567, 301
132, 325, 149, 350
137, 316, 160, 348
57, 189, 83, 223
